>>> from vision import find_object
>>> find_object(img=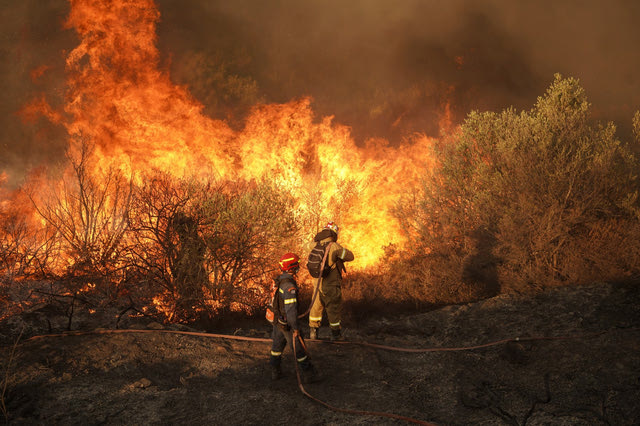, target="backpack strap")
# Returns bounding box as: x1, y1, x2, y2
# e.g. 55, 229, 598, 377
298, 242, 333, 319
